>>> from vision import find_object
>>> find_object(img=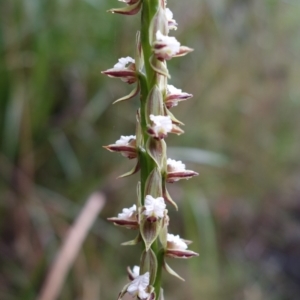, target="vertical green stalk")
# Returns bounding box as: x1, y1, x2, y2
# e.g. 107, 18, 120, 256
140, 0, 162, 297
153, 248, 164, 296
139, 0, 159, 200
141, 0, 159, 90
